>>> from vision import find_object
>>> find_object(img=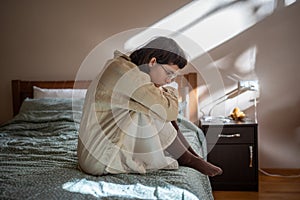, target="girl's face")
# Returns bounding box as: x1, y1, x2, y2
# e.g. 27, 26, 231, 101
148, 57, 179, 87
